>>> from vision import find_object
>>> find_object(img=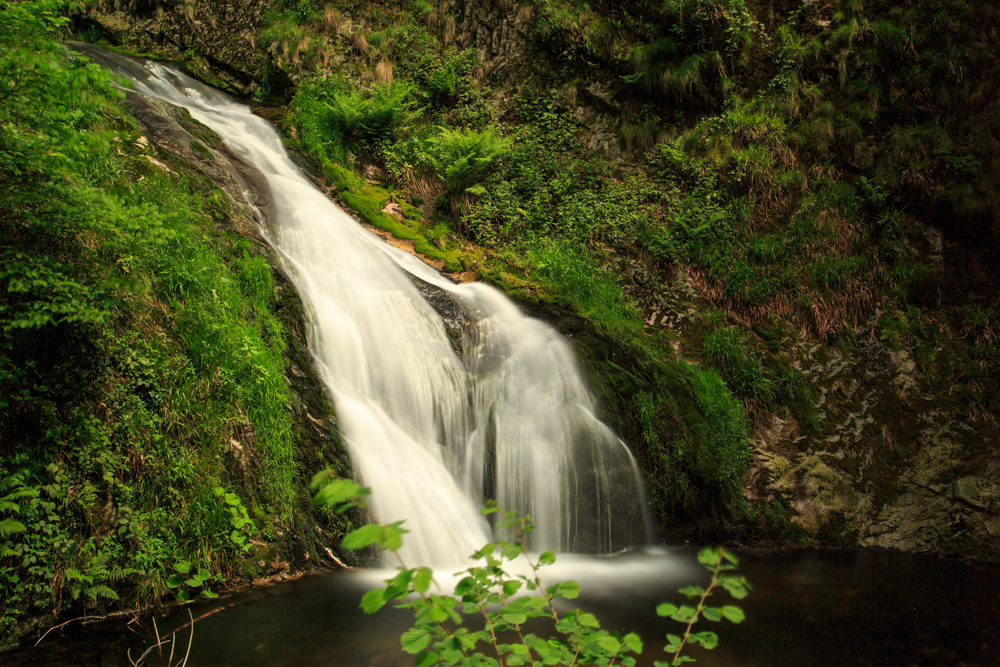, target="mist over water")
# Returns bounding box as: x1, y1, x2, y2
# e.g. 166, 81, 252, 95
85, 48, 649, 567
